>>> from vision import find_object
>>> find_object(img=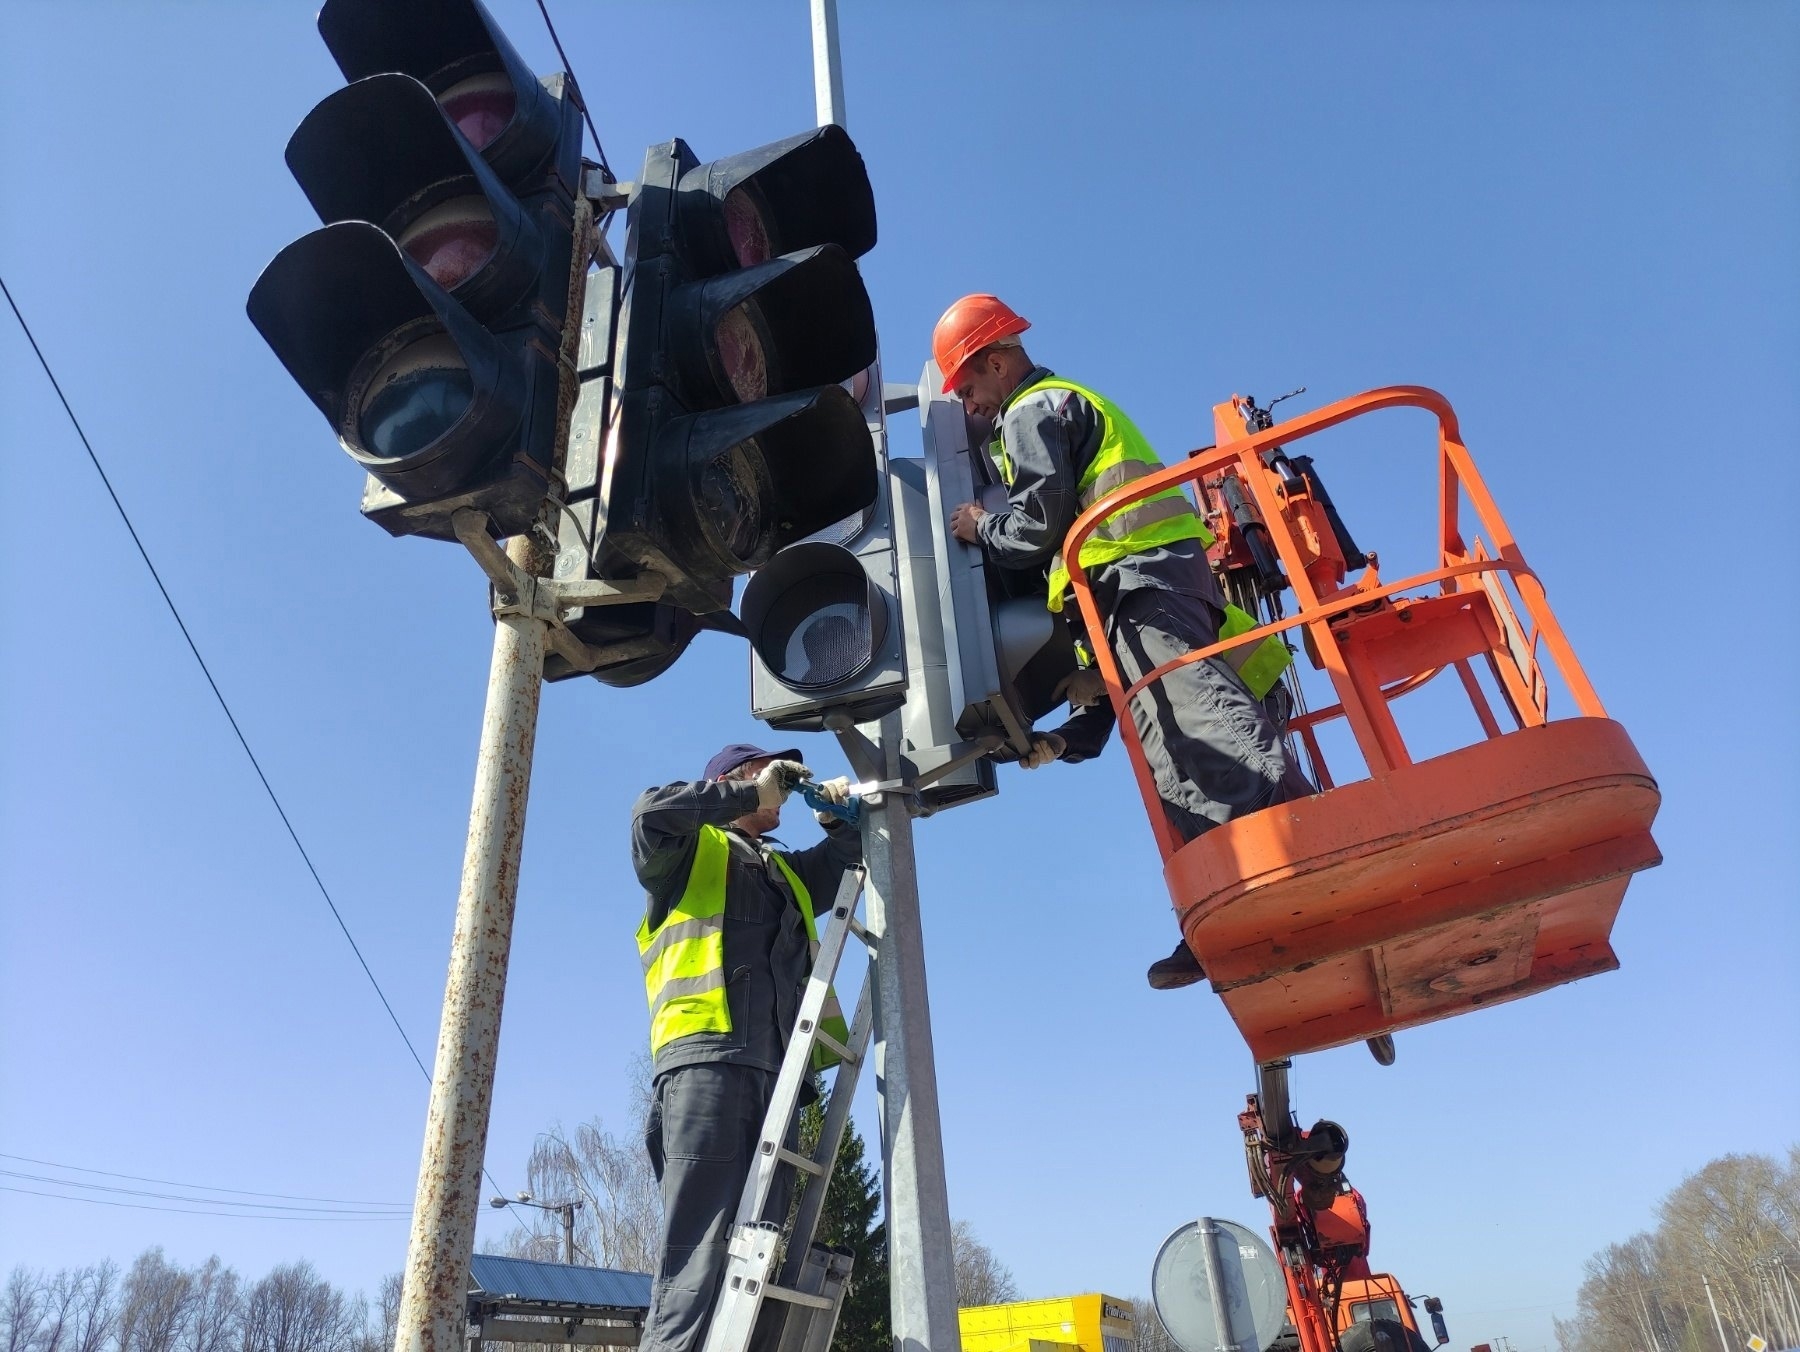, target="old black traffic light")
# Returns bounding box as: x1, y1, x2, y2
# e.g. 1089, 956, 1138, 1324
584, 125, 881, 617
247, 0, 587, 542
